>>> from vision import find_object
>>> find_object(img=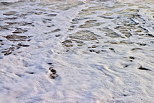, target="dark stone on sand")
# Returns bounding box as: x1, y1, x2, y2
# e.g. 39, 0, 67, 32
70, 25, 75, 28
2, 50, 12, 55
4, 35, 31, 41
137, 43, 147, 46
95, 51, 100, 54
17, 43, 30, 47
109, 48, 115, 52
130, 60, 133, 62
2, 46, 16, 55
26, 71, 35, 74
91, 45, 98, 48
146, 34, 154, 37
47, 63, 53, 65
49, 74, 58, 79
52, 29, 61, 32
55, 34, 61, 37
47, 25, 52, 27
49, 68, 56, 74
129, 56, 135, 59
89, 49, 95, 52
101, 50, 106, 52
124, 64, 129, 67
62, 40, 73, 47
123, 94, 127, 97
131, 48, 142, 51
49, 68, 58, 79
138, 66, 151, 71
48, 14, 57, 17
